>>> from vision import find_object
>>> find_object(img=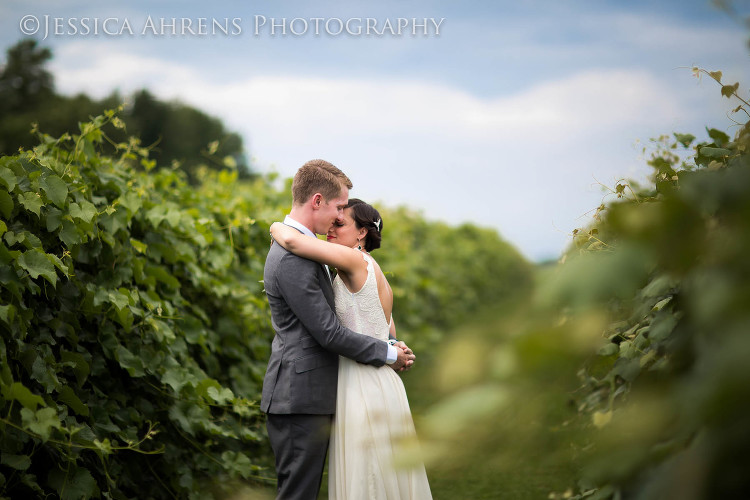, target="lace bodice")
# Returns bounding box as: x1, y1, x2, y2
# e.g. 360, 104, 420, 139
332, 254, 390, 342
